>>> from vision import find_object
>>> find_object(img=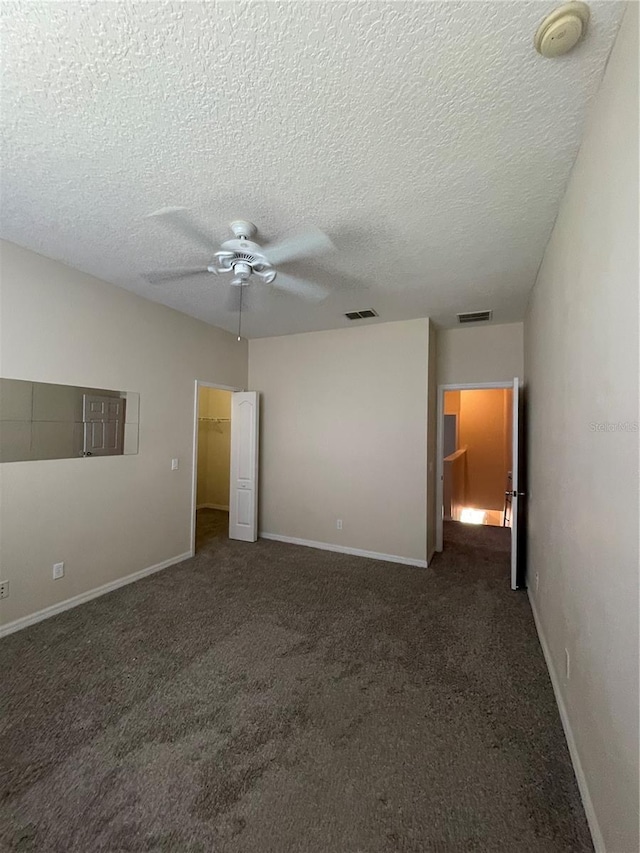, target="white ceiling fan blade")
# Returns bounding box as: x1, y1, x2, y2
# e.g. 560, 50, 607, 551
271, 272, 329, 302
262, 228, 334, 266
145, 207, 218, 253
144, 267, 213, 284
